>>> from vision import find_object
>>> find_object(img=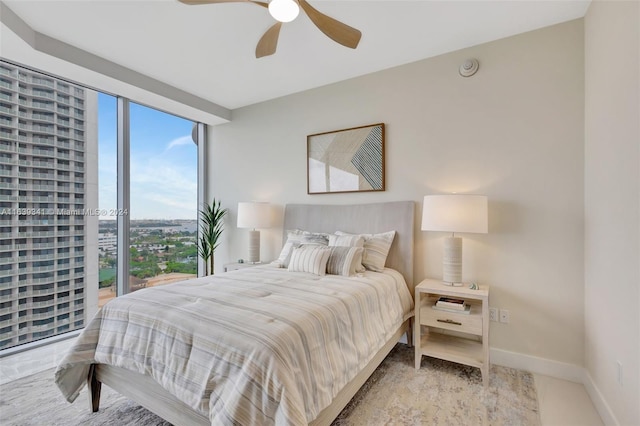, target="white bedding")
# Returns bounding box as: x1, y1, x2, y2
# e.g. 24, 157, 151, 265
55, 265, 413, 425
